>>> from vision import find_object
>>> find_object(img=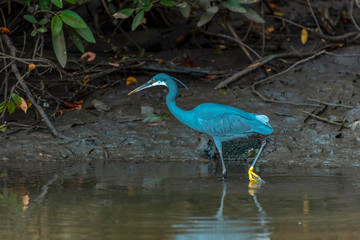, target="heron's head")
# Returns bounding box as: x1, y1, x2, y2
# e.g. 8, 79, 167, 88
128, 73, 188, 95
